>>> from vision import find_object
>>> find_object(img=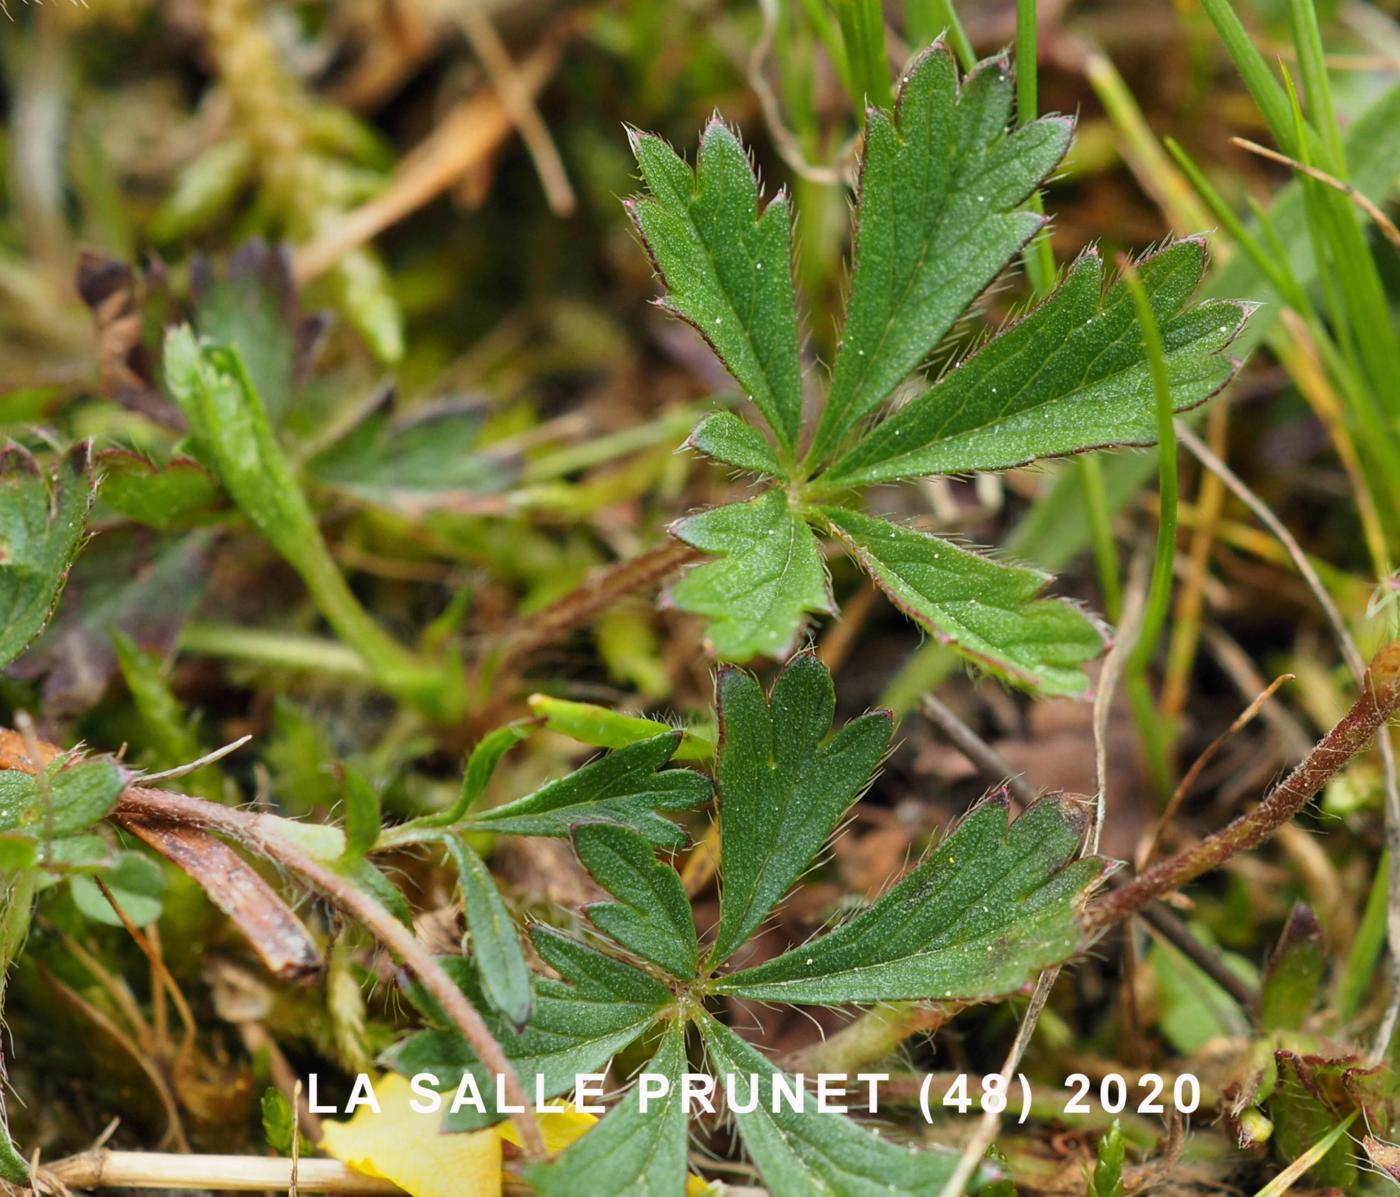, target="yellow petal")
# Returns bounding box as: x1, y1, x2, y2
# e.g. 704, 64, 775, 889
320, 1073, 502, 1197
498, 1107, 597, 1154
